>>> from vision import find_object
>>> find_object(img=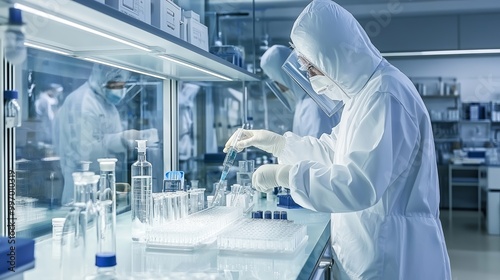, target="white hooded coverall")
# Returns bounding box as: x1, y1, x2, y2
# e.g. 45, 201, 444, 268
260, 45, 340, 137
53, 65, 129, 205
279, 1, 451, 279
